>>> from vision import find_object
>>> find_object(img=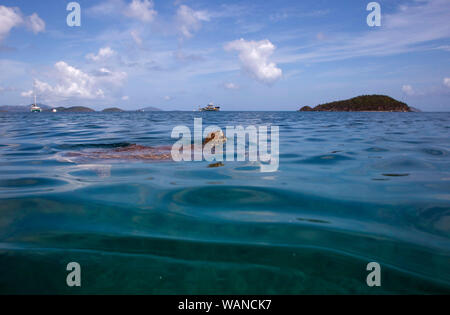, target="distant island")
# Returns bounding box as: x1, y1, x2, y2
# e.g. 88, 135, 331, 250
299, 95, 413, 112
0, 104, 53, 112
55, 106, 95, 113
0, 105, 163, 113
